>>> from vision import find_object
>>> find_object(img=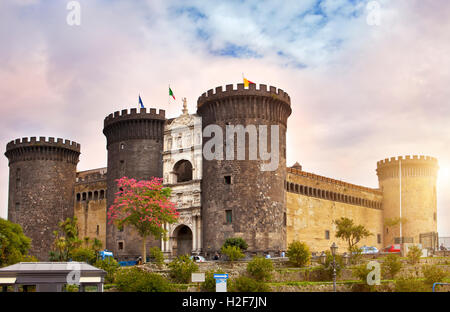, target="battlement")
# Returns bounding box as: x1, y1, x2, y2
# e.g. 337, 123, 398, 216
287, 167, 383, 195
197, 83, 291, 108
6, 136, 80, 153
104, 107, 166, 128
377, 155, 438, 168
